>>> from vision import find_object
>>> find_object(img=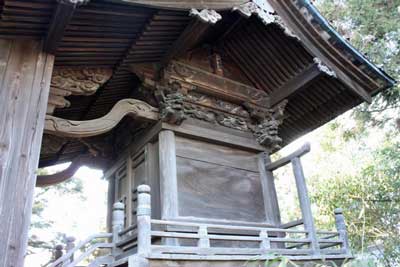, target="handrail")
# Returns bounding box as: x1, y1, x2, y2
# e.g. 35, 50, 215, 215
151, 219, 309, 234
119, 224, 137, 236
65, 243, 113, 267
48, 233, 112, 267
281, 219, 303, 229
266, 142, 310, 171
